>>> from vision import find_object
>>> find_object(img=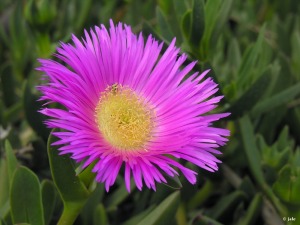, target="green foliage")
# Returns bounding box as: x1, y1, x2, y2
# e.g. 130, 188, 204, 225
41, 180, 57, 225
136, 191, 180, 225
1, 0, 300, 224
10, 166, 44, 225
